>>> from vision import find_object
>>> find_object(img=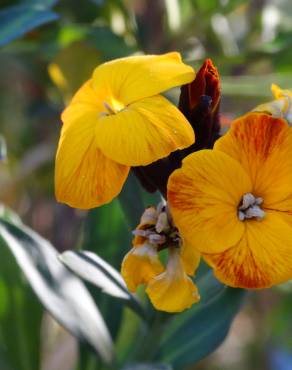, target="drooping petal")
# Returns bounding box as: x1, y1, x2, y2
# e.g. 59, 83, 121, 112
168, 149, 252, 254
121, 243, 164, 292
214, 113, 292, 206
92, 52, 195, 105
56, 102, 129, 209
95, 95, 195, 166
180, 239, 201, 276
146, 249, 200, 312
204, 211, 292, 288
